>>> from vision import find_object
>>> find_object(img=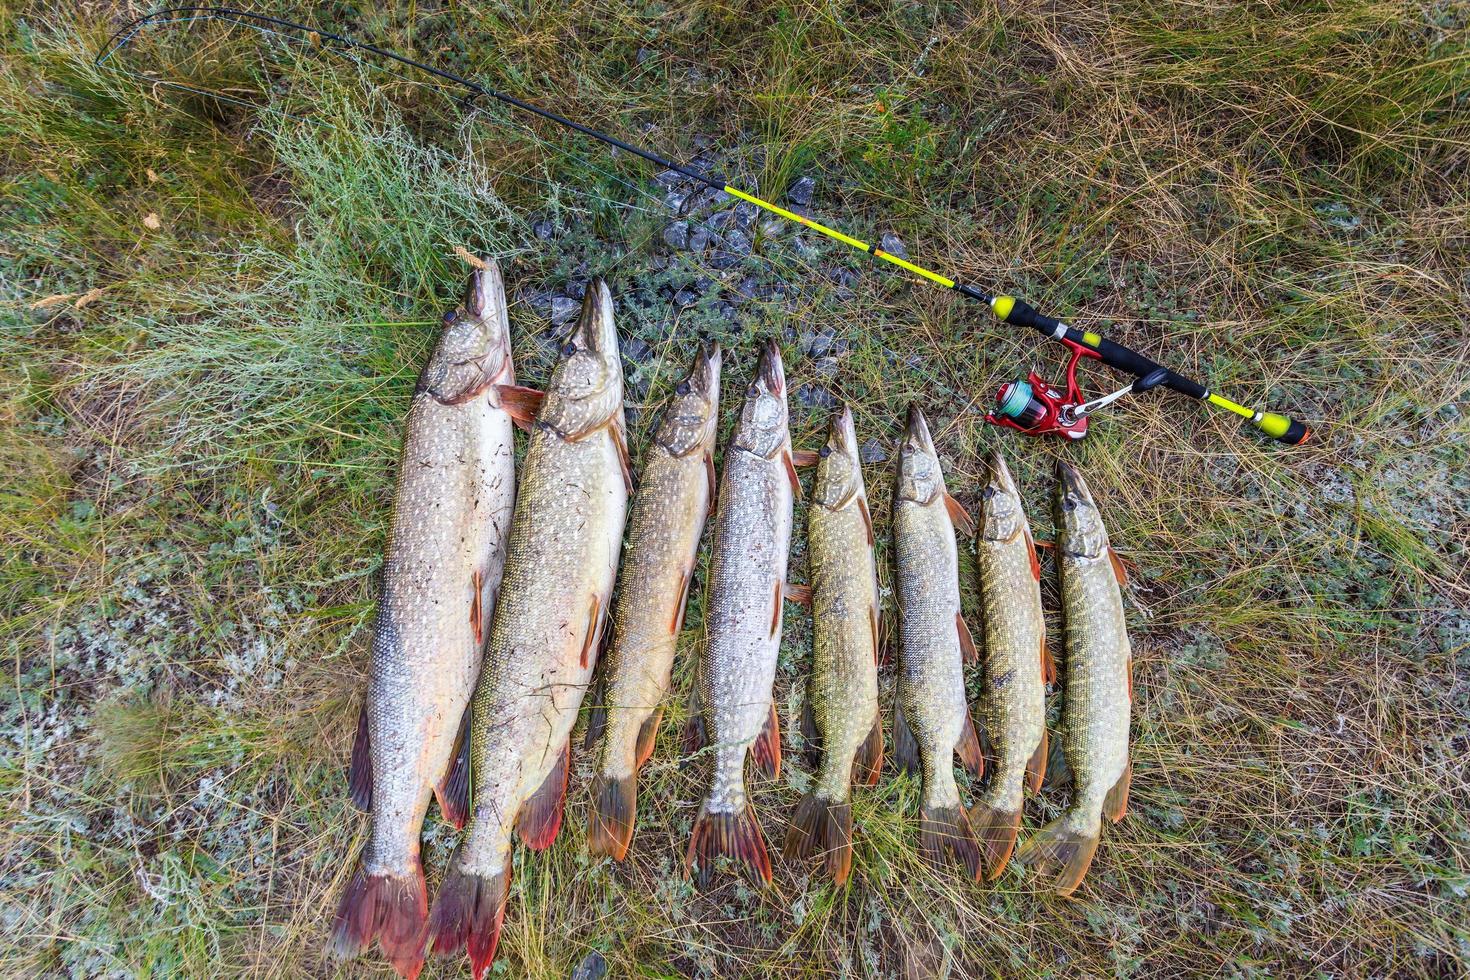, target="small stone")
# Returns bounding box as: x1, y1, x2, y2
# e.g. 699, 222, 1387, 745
694, 276, 716, 293
662, 221, 689, 249
733, 202, 757, 231
879, 232, 908, 259
655, 168, 684, 187
760, 218, 786, 237
707, 210, 733, 230
636, 47, 657, 64
664, 189, 689, 214
718, 301, 740, 321
564, 279, 587, 301
571, 950, 609, 980
795, 384, 837, 410
688, 226, 711, 251
802, 327, 837, 358
709, 249, 742, 270
860, 438, 887, 464
532, 218, 554, 240
813, 356, 839, 377
787, 175, 816, 206
674, 286, 699, 306
623, 336, 651, 363
550, 296, 580, 325
723, 229, 752, 255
